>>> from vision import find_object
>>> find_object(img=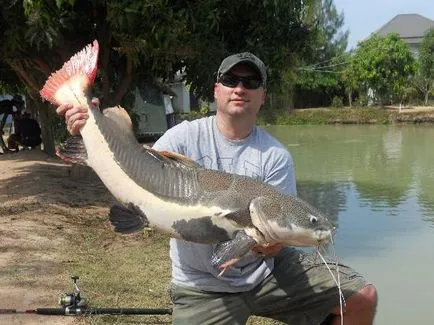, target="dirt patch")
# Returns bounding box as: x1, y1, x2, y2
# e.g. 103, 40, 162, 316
0, 287, 76, 325
0, 149, 114, 325
385, 105, 434, 113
